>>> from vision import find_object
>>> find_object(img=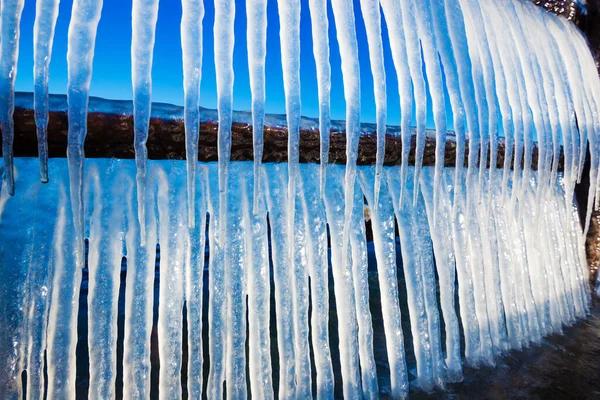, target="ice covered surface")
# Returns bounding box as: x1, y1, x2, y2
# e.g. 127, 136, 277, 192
0, 158, 590, 398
